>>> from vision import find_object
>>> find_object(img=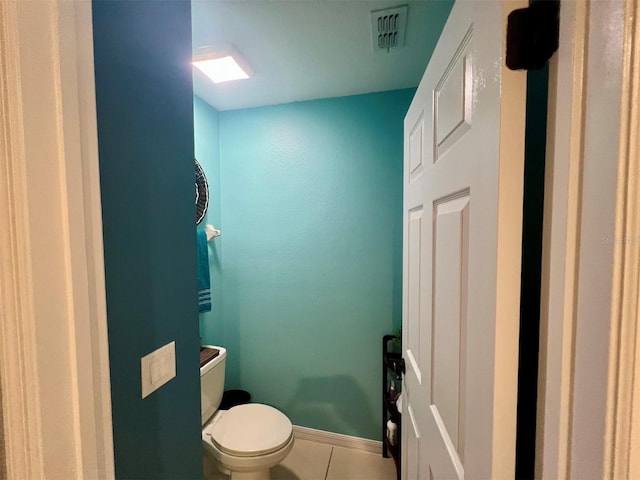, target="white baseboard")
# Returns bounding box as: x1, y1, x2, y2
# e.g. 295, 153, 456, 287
292, 425, 382, 455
